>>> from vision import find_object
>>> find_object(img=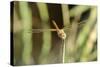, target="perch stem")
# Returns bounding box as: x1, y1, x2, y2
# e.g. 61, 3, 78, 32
62, 39, 66, 63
